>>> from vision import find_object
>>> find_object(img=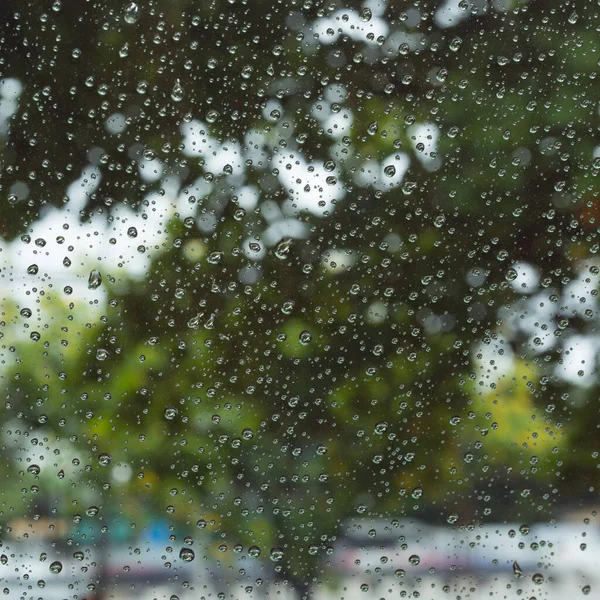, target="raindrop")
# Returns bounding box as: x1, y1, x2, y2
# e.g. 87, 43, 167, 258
27, 464, 41, 475
359, 7, 372, 22
270, 548, 284, 562
164, 406, 178, 420
98, 453, 112, 466
96, 348, 109, 361
299, 330, 312, 345
249, 546, 261, 558
532, 573, 544, 585
27, 264, 39, 275
513, 561, 524, 578
275, 238, 292, 259
179, 548, 195, 562
124, 2, 140, 24
49, 561, 63, 574
433, 215, 446, 228
384, 165, 396, 177
408, 555, 420, 566
171, 79, 185, 102
88, 269, 102, 290
208, 251, 224, 265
